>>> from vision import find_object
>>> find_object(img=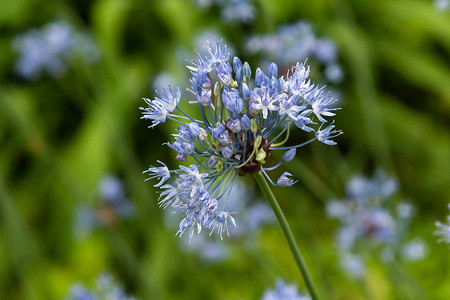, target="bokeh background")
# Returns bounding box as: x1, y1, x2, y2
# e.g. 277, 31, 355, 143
0, 0, 449, 299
